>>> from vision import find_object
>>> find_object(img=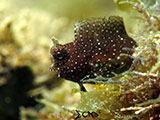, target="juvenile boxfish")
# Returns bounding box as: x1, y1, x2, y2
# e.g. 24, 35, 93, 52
50, 16, 137, 91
